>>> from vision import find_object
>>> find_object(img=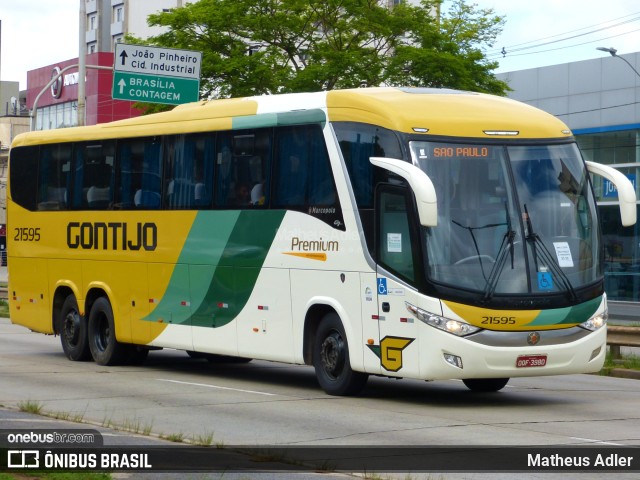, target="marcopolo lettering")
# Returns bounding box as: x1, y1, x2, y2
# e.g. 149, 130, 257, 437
67, 222, 157, 251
